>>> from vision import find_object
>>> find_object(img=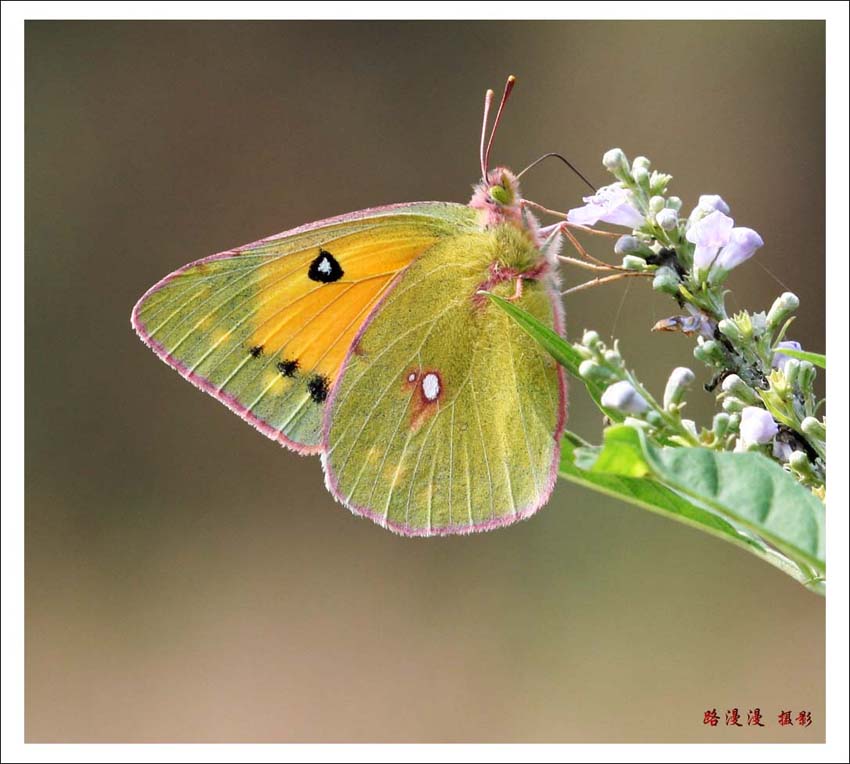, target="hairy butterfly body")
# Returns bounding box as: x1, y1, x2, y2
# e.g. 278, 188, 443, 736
132, 77, 568, 536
